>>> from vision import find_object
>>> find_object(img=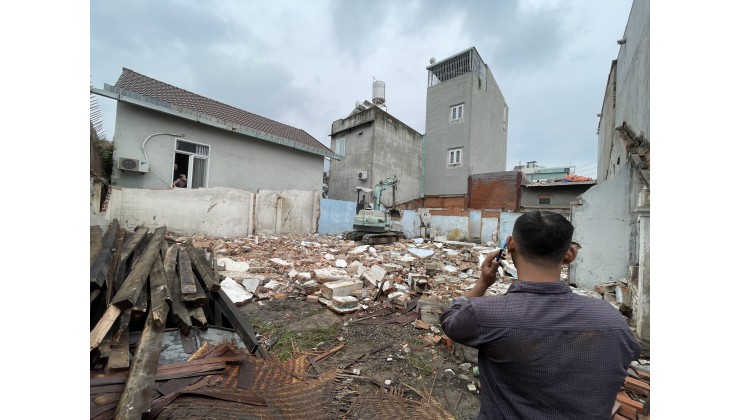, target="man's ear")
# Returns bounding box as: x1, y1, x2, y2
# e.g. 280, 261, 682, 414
562, 244, 579, 264
505, 235, 514, 252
